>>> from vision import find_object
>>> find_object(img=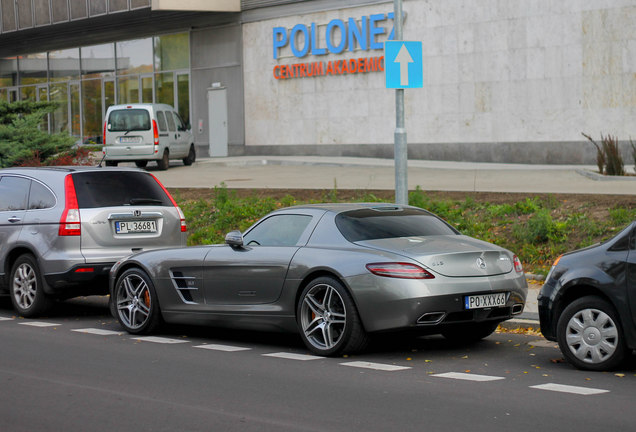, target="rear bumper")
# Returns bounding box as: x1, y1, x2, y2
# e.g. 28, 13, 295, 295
44, 263, 115, 296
